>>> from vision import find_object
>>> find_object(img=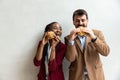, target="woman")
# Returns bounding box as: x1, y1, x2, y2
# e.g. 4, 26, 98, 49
33, 22, 66, 80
